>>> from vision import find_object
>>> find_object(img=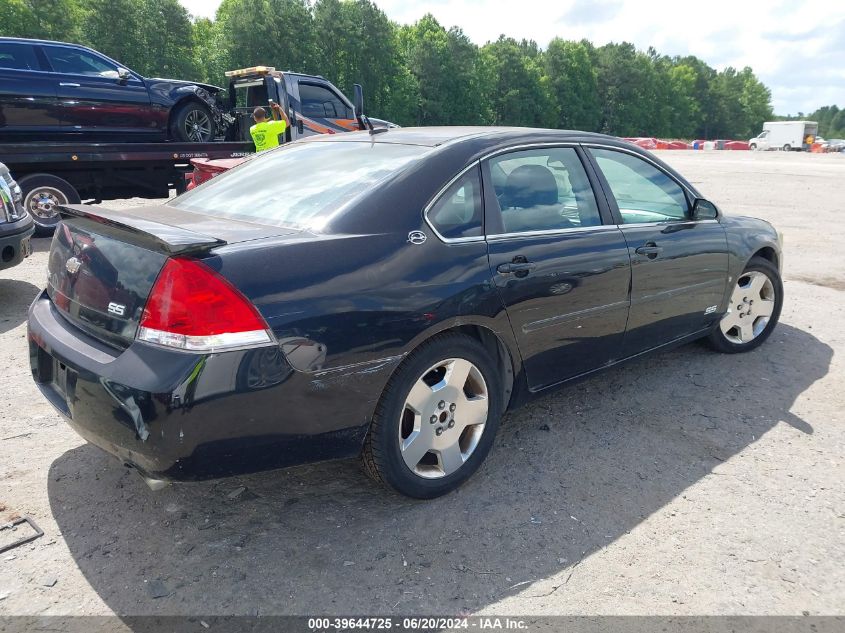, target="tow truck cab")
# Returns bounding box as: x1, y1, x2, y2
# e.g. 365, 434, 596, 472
222, 66, 365, 144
